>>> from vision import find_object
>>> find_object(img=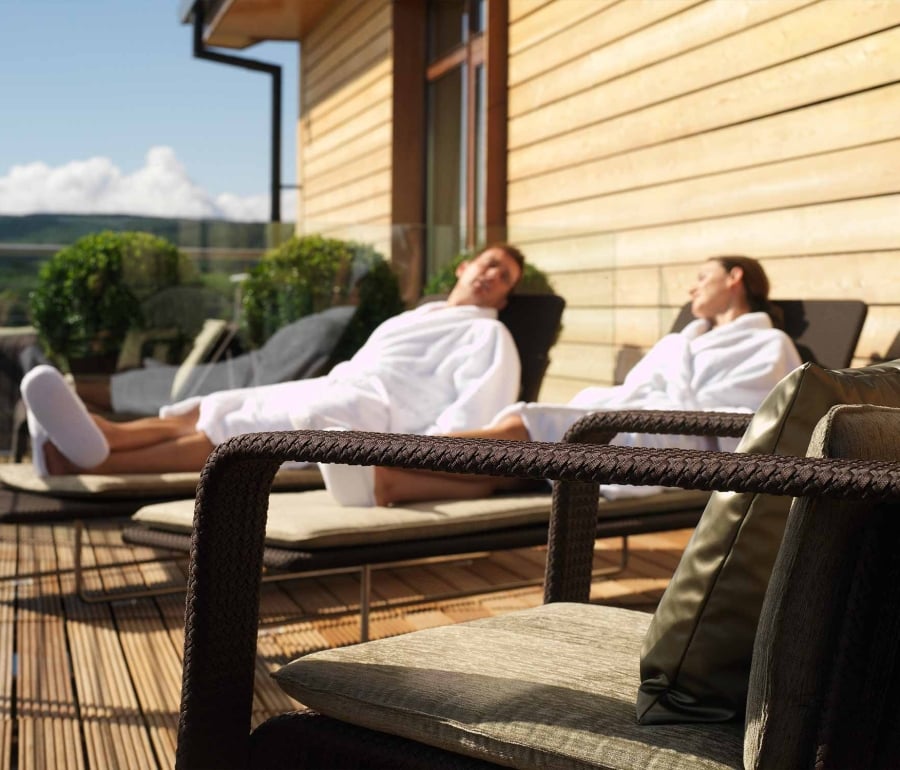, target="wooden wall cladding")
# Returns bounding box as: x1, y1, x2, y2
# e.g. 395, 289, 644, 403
507, 0, 900, 398
299, 0, 393, 235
